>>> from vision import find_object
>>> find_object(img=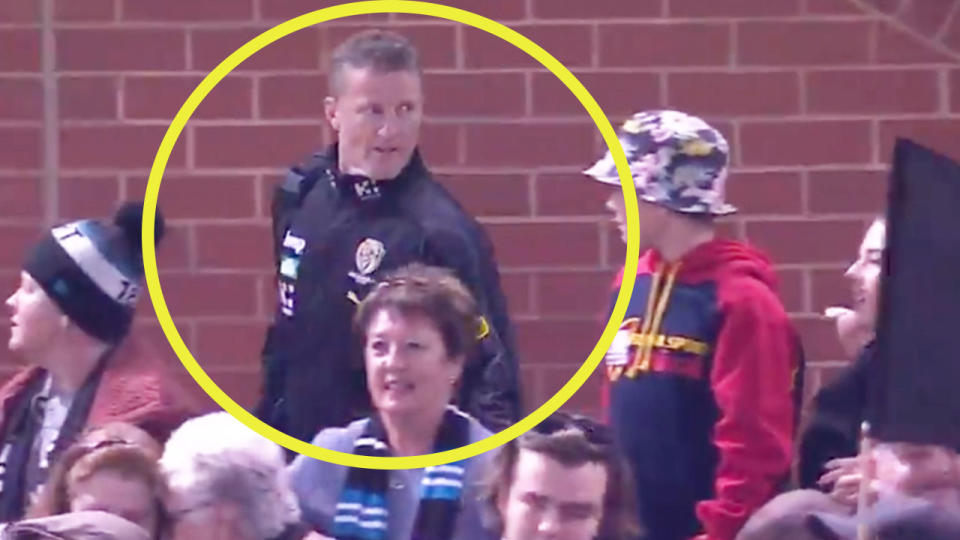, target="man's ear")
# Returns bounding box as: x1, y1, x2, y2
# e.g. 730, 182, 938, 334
324, 96, 340, 131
